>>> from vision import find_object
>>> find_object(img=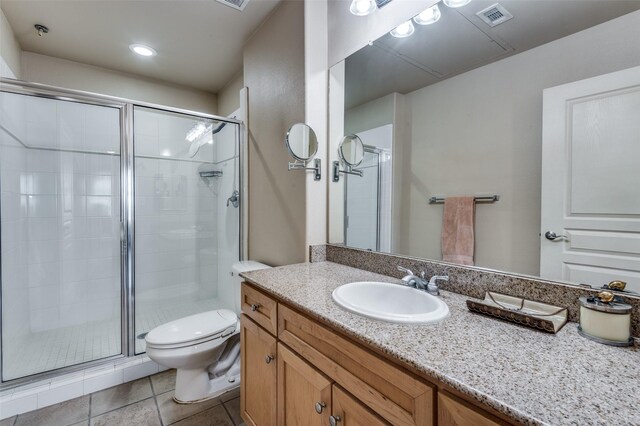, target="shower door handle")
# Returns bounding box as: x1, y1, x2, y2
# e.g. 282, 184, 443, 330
120, 221, 126, 255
